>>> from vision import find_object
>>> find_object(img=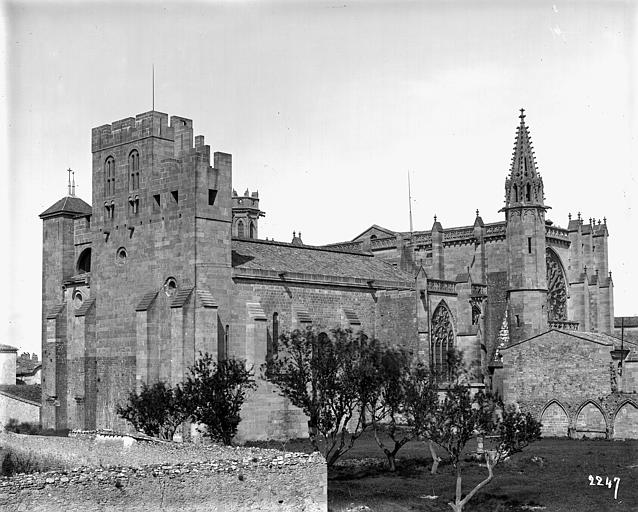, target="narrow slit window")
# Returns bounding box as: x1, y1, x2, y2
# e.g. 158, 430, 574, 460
526, 183, 531, 201
528, 237, 532, 254
208, 189, 217, 206
516, 314, 521, 327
